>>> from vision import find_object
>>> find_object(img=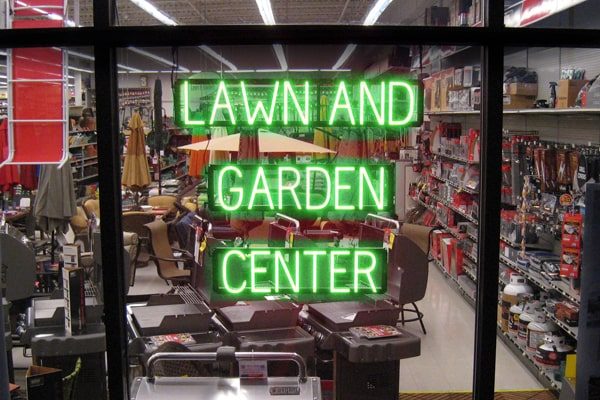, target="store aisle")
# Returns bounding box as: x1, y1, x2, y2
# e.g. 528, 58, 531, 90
398, 264, 543, 392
